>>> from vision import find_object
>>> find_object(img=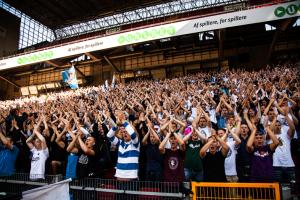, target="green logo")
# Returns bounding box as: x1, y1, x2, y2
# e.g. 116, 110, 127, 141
286, 4, 298, 15
117, 26, 176, 45
274, 4, 299, 17
17, 51, 54, 65
274, 6, 286, 17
